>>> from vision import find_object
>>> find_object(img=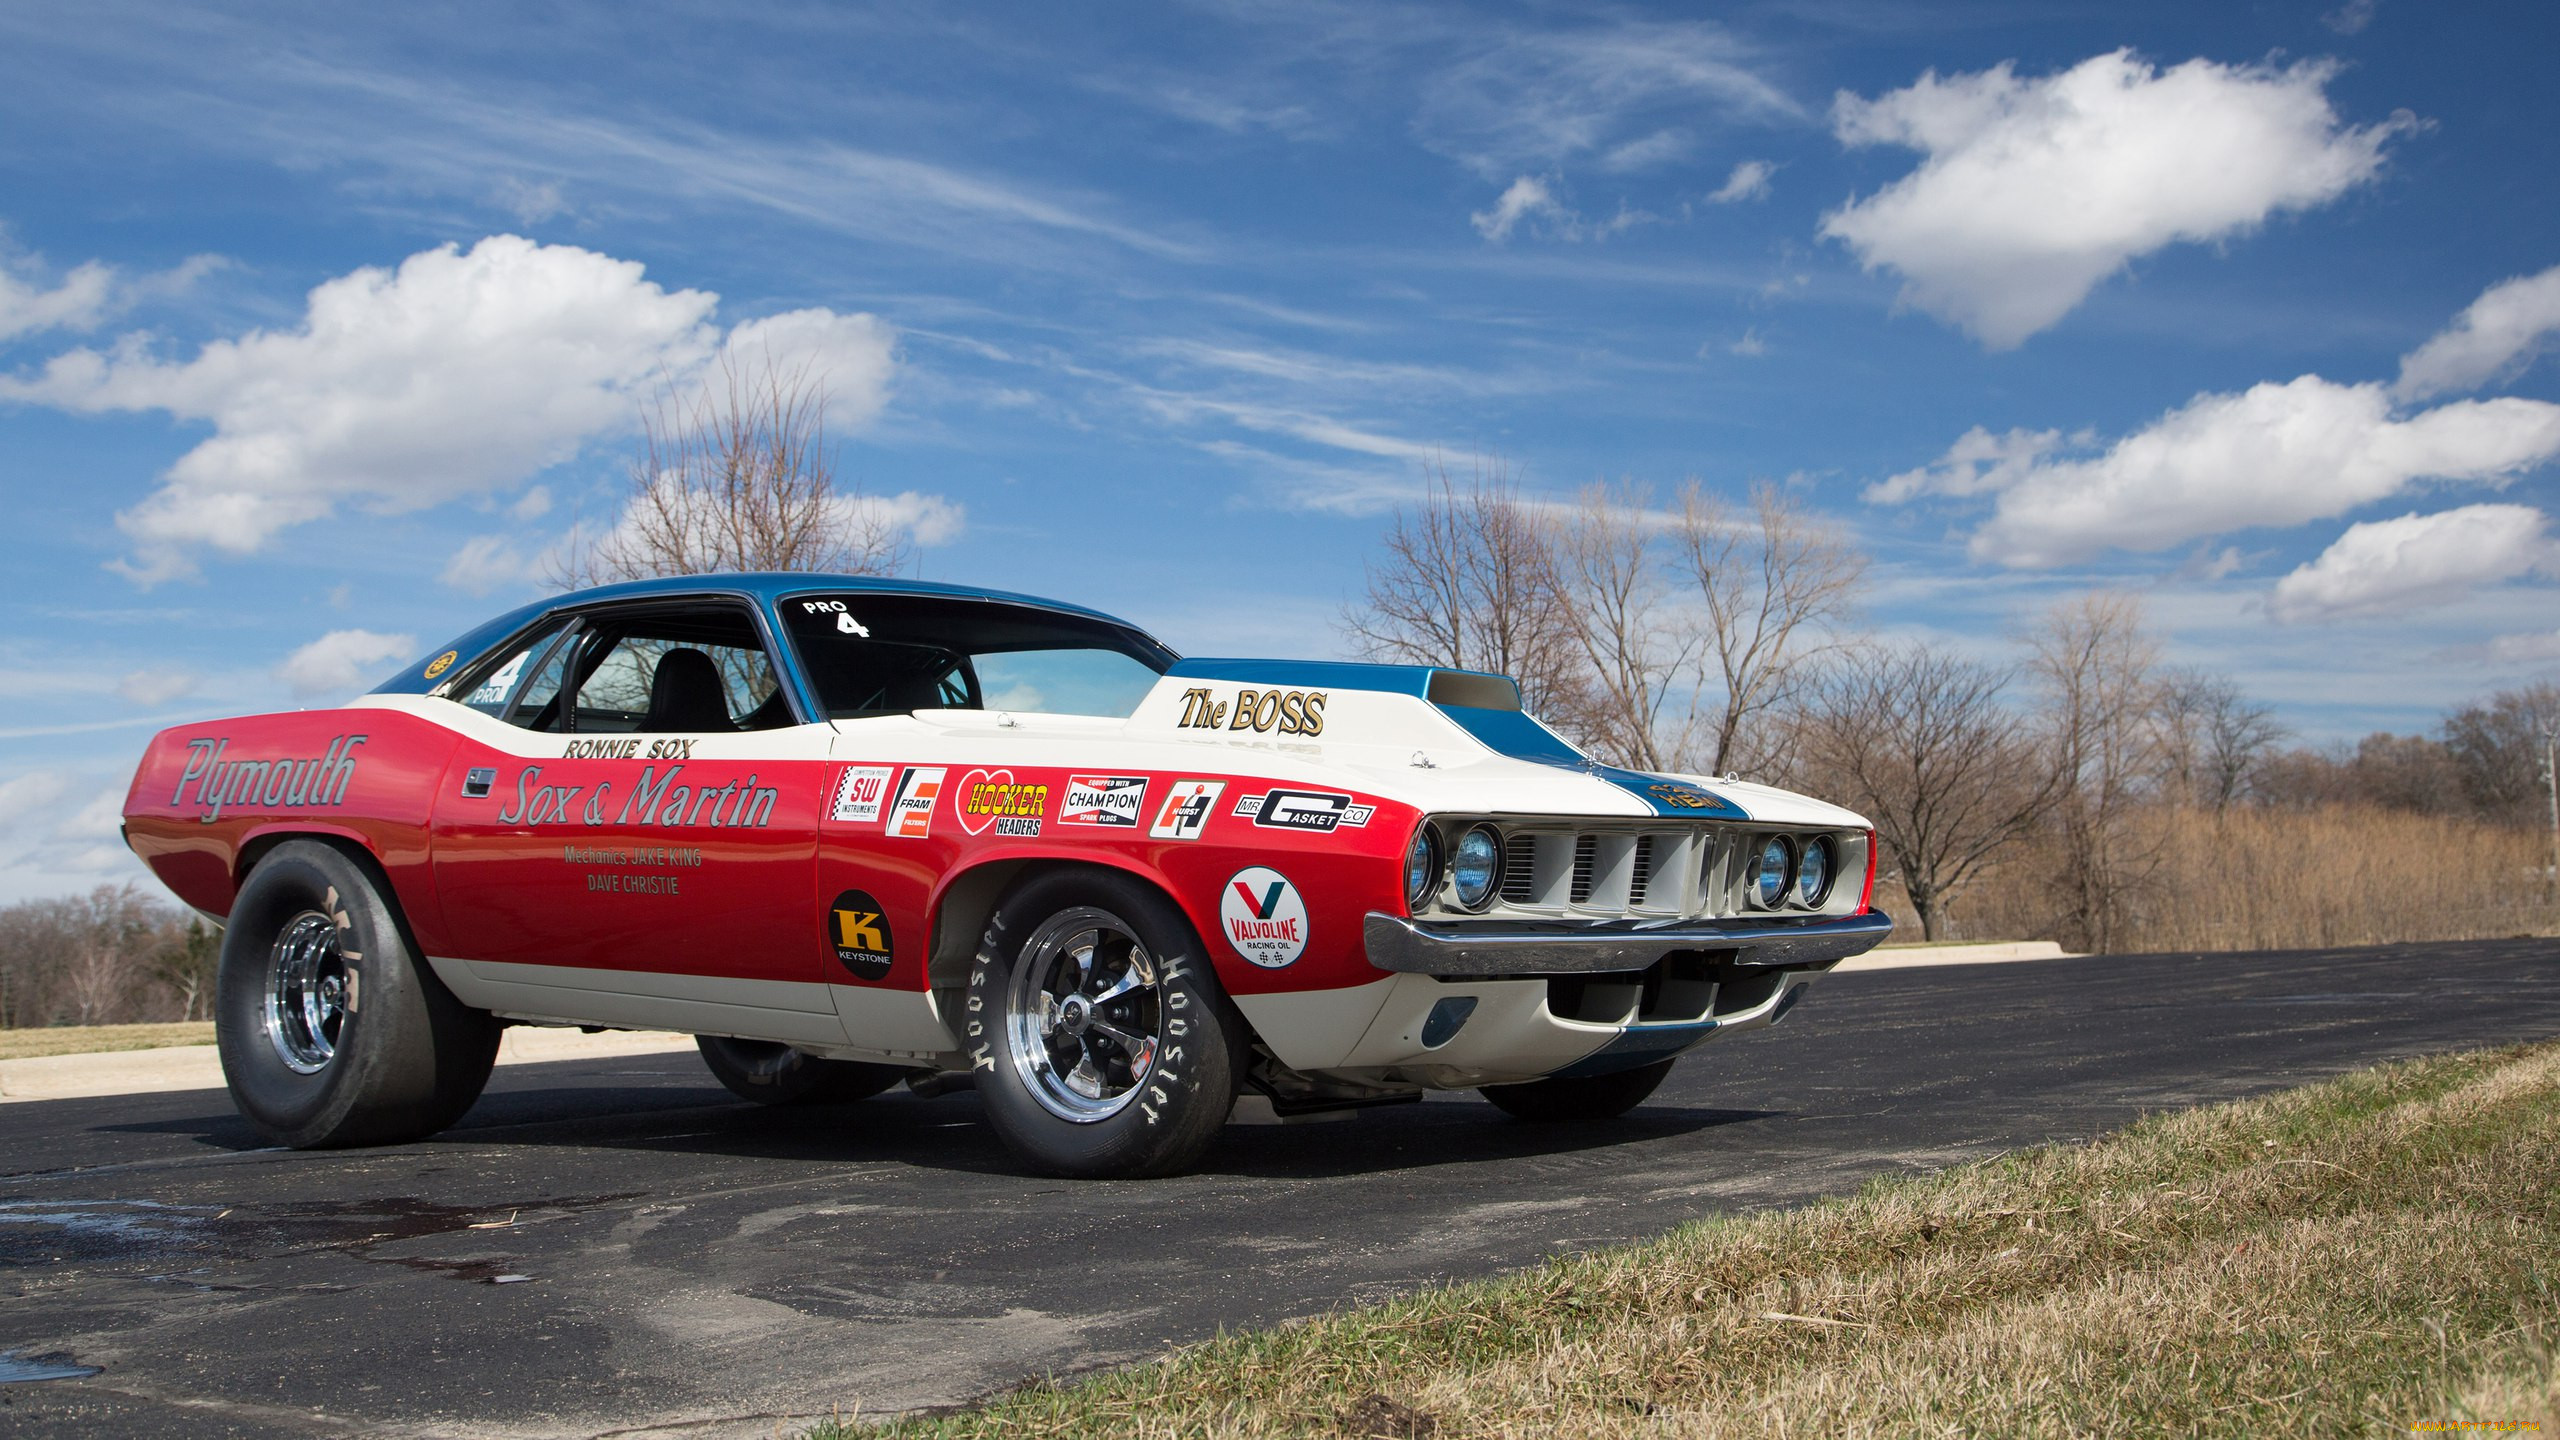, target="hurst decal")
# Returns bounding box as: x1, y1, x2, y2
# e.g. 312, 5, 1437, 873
887, 767, 944, 838
829, 764, 895, 824
1148, 779, 1224, 840
1059, 774, 1146, 827
1233, 788, 1375, 832
494, 763, 778, 830
1219, 866, 1307, 968
958, 769, 1047, 837
1173, 687, 1327, 736
825, 888, 895, 981
170, 735, 366, 824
